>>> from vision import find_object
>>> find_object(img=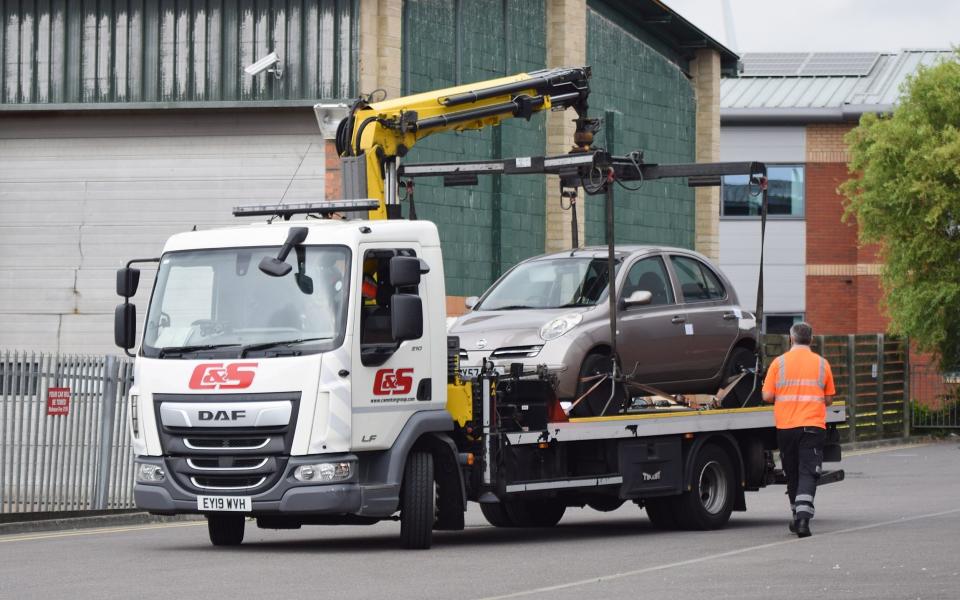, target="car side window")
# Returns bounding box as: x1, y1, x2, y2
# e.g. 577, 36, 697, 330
622, 257, 674, 306
670, 255, 725, 302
